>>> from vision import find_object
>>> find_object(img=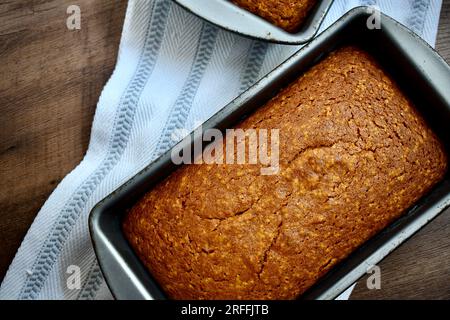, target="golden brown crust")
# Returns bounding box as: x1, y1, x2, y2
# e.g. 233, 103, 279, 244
123, 47, 448, 300
231, 0, 318, 33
